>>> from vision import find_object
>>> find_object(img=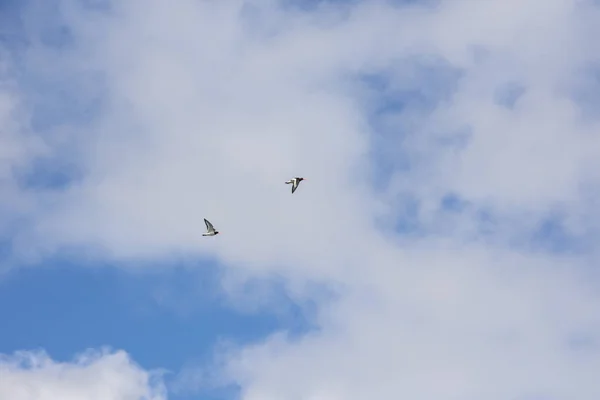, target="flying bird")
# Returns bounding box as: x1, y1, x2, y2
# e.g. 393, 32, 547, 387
202, 218, 220, 236
285, 177, 305, 194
